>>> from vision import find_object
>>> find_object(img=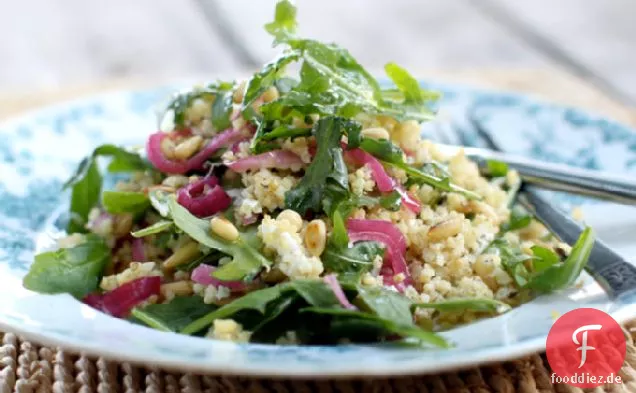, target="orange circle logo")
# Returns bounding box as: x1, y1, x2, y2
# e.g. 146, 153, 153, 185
546, 308, 626, 388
